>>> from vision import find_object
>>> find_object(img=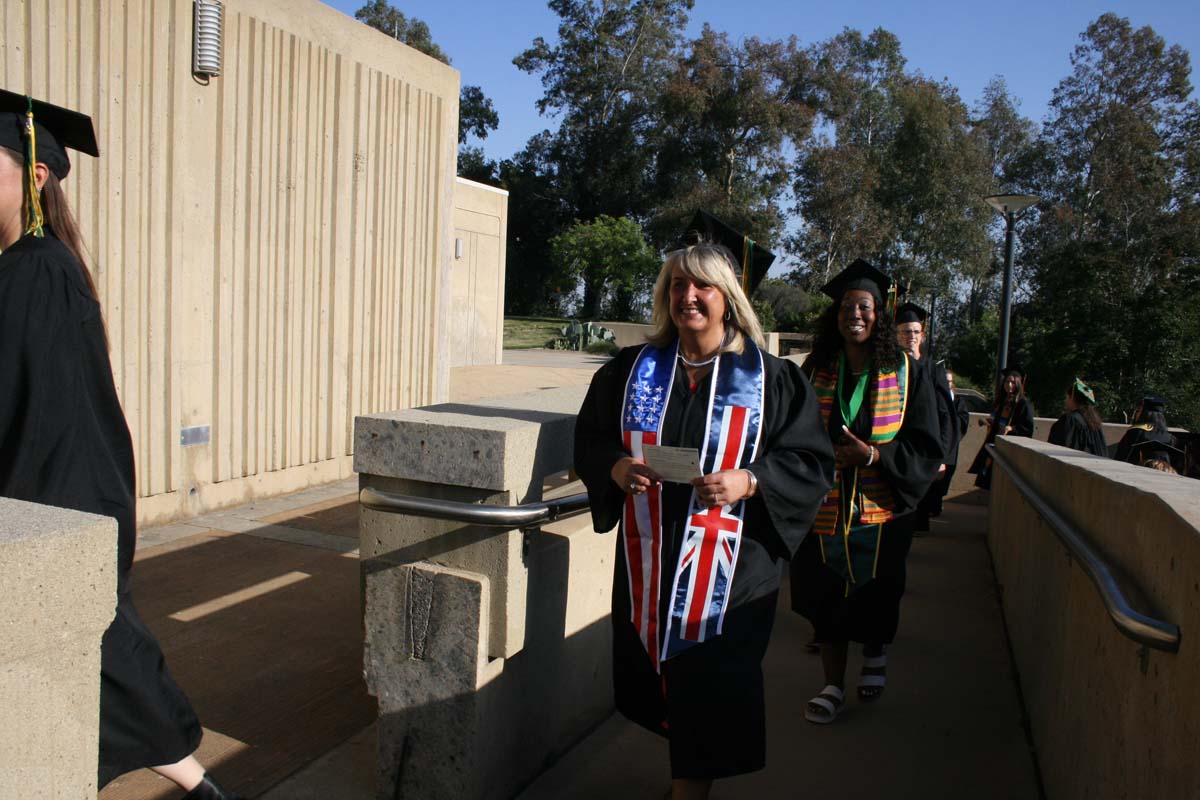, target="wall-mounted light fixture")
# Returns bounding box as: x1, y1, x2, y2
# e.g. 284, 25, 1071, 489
193, 0, 224, 78
455, 238, 464, 260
